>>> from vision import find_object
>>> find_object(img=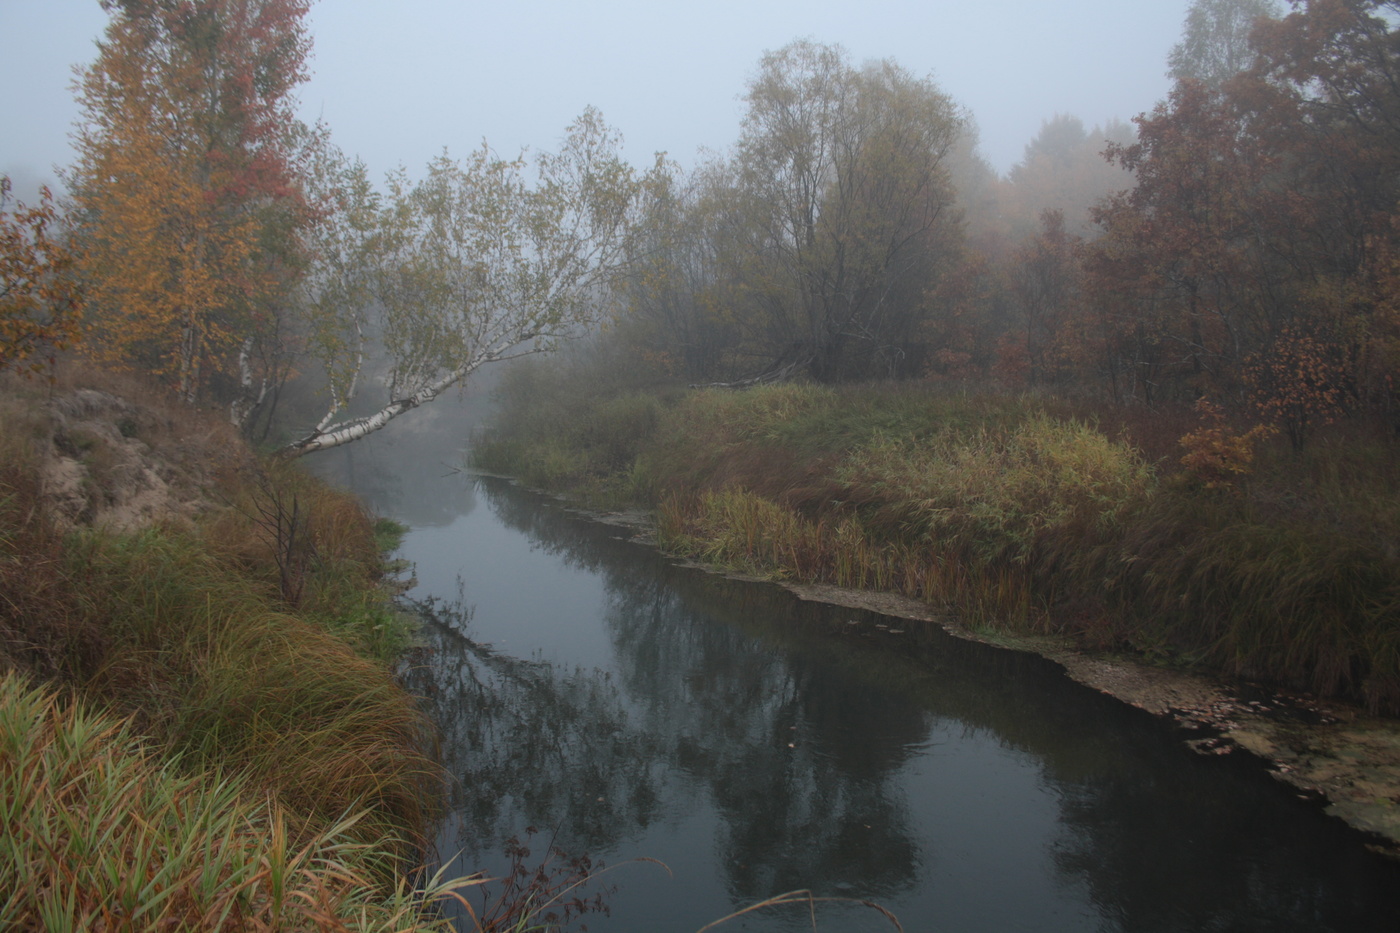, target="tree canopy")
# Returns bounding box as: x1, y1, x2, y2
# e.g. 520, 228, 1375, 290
12, 0, 1400, 455
1168, 0, 1283, 86
0, 180, 83, 377
69, 0, 315, 416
